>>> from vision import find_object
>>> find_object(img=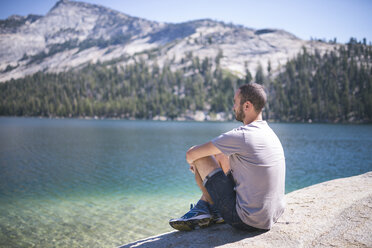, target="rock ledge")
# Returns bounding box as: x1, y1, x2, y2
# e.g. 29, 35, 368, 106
120, 172, 372, 248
